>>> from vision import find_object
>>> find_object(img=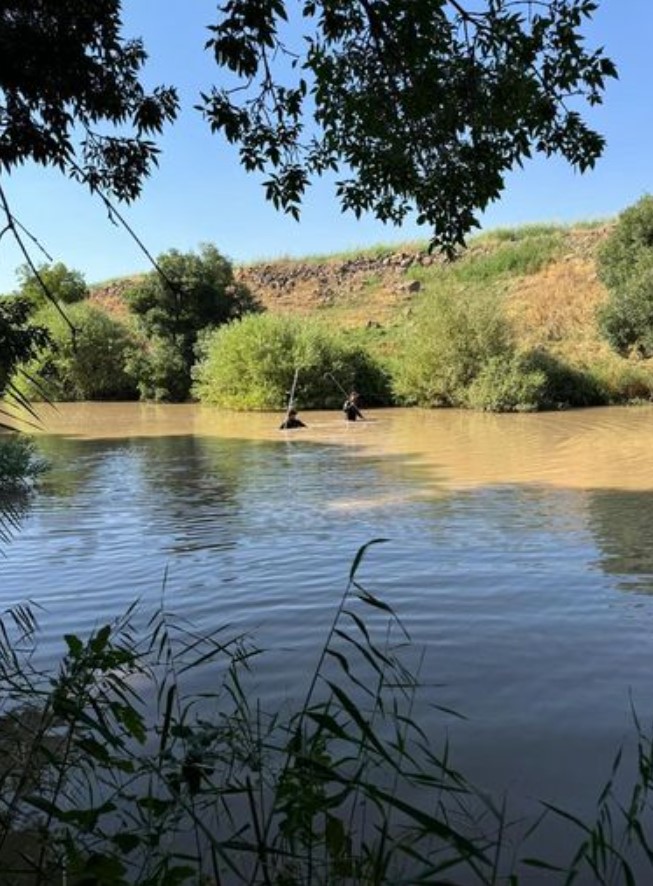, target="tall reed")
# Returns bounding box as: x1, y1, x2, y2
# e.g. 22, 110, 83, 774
1, 544, 653, 883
